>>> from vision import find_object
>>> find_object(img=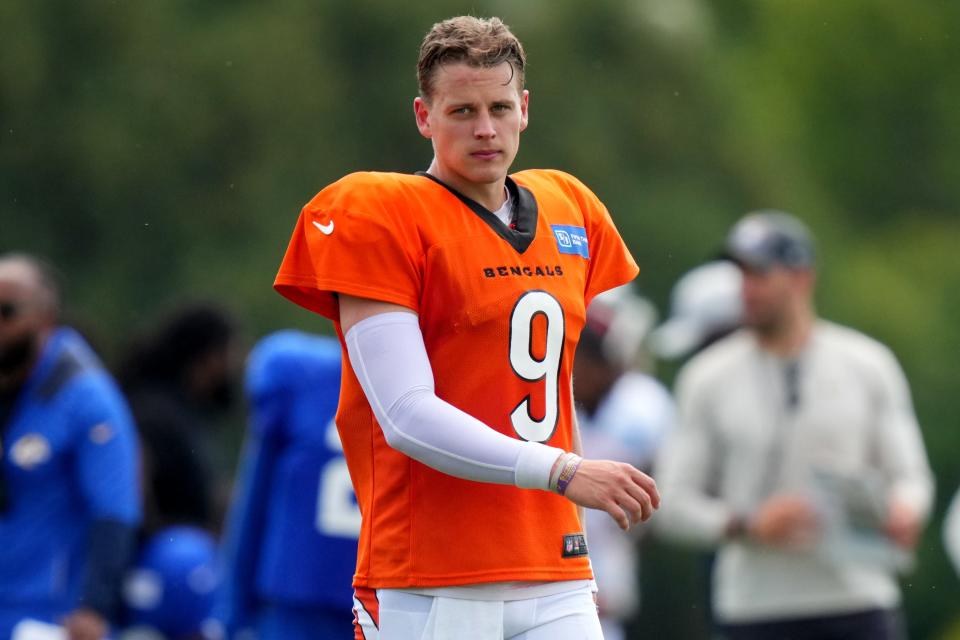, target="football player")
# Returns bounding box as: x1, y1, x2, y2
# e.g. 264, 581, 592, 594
274, 16, 659, 639
214, 331, 357, 639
